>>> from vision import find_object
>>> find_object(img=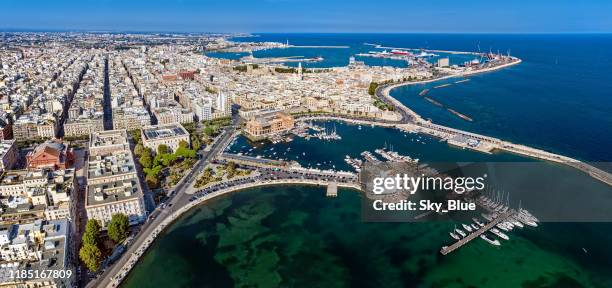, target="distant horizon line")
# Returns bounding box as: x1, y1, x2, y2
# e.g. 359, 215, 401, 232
1, 28, 612, 35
